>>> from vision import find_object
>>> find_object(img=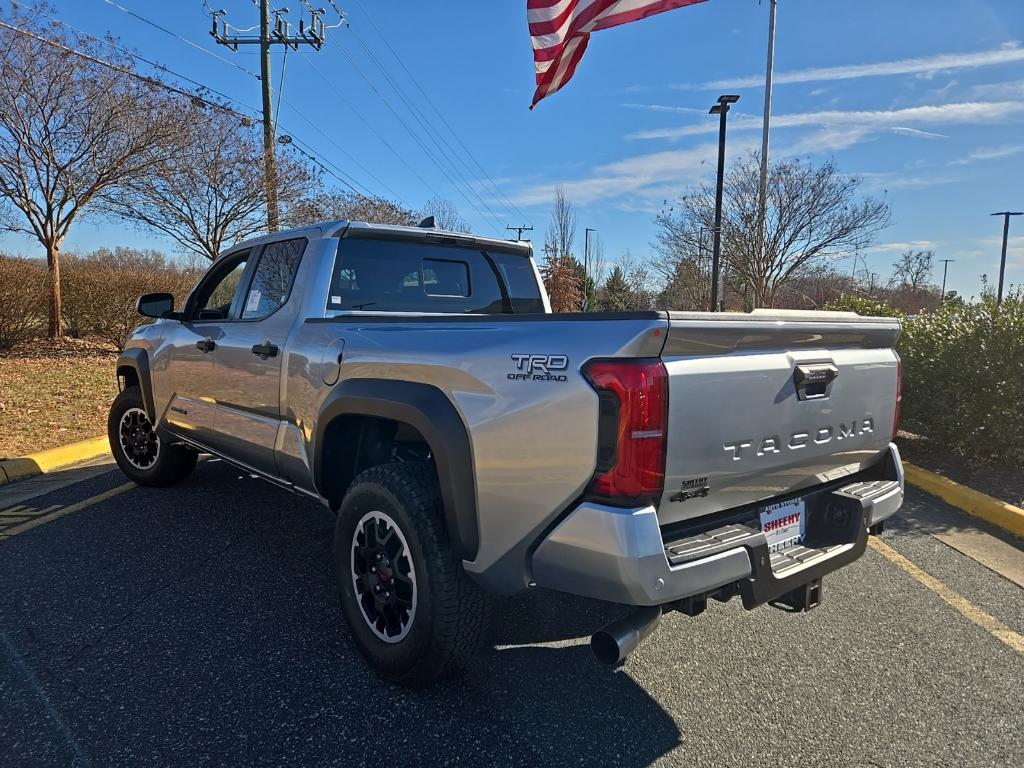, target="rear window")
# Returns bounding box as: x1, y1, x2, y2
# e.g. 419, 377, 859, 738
490, 251, 546, 314
327, 238, 542, 314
